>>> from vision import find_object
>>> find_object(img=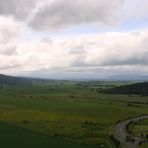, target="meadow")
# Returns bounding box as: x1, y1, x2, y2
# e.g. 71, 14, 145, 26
132, 119, 148, 137
0, 81, 147, 148
138, 143, 148, 148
